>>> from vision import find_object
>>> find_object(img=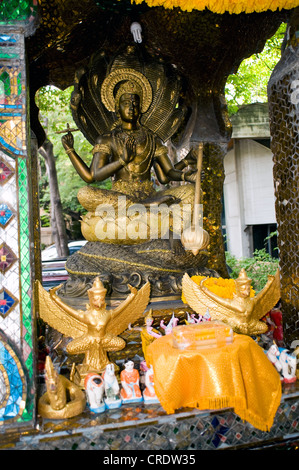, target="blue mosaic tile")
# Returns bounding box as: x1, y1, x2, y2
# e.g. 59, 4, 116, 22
0, 203, 14, 227
0, 338, 25, 421
0, 287, 18, 317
